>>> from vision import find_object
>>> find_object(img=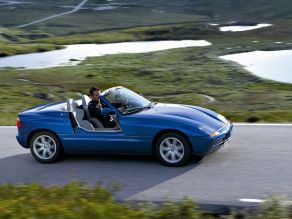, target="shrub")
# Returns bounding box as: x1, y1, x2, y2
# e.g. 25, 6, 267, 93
0, 183, 291, 219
